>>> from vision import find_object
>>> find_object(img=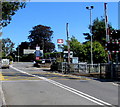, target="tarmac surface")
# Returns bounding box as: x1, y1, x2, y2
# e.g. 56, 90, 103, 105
0, 62, 119, 106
